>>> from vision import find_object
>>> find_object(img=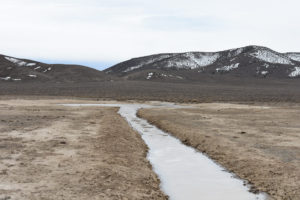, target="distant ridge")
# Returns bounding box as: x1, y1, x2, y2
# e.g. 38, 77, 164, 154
0, 54, 110, 83
105, 45, 300, 81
